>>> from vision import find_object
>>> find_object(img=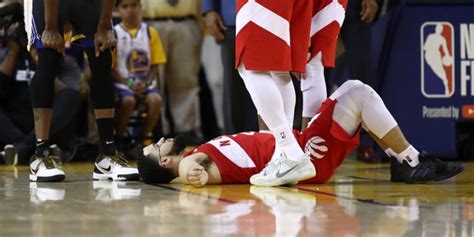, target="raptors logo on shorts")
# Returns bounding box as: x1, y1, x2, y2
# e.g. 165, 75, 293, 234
304, 136, 328, 159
